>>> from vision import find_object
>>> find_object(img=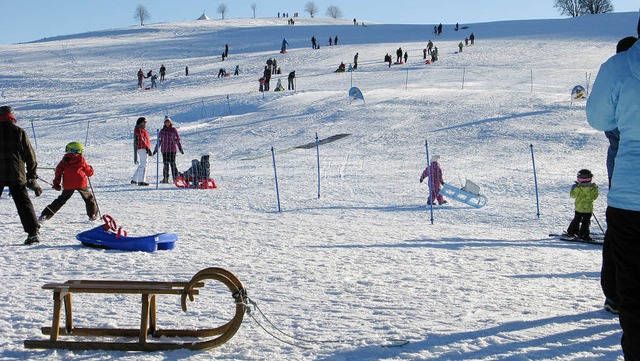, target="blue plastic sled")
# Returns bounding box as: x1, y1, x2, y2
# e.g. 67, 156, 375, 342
76, 215, 177, 252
